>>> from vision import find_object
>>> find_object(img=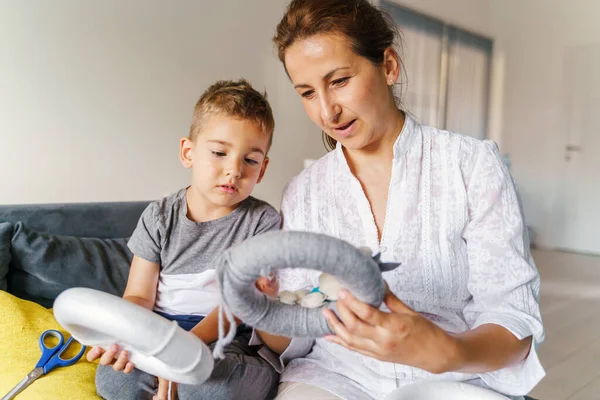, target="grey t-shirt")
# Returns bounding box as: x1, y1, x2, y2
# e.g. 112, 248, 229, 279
128, 188, 281, 315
